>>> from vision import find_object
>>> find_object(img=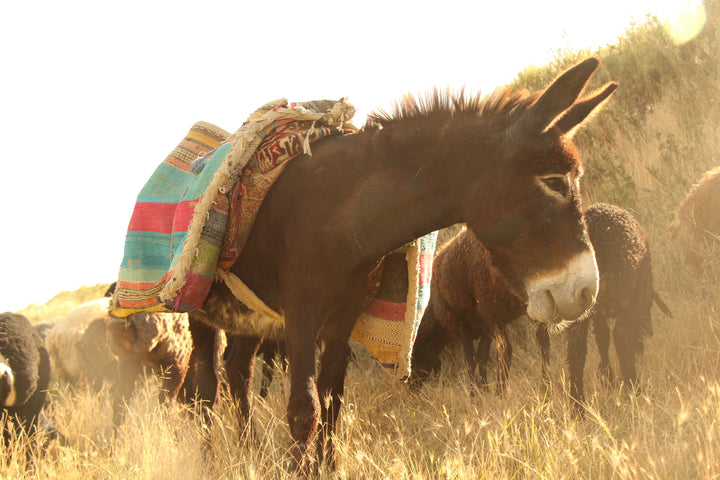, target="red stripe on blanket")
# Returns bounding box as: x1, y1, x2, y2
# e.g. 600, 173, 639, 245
127, 201, 198, 233
417, 251, 433, 284
364, 298, 406, 322
172, 200, 196, 232
120, 297, 164, 309
164, 155, 193, 172
127, 203, 177, 233
117, 273, 173, 290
